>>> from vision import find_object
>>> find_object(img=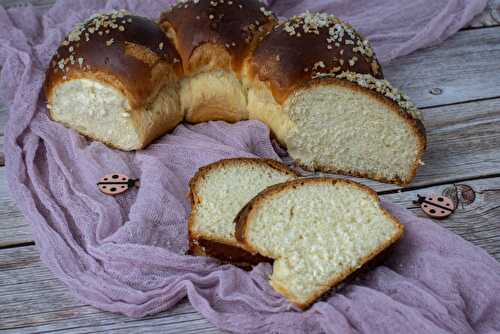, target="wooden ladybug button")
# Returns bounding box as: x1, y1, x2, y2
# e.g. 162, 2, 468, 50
97, 173, 139, 196
414, 194, 456, 219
